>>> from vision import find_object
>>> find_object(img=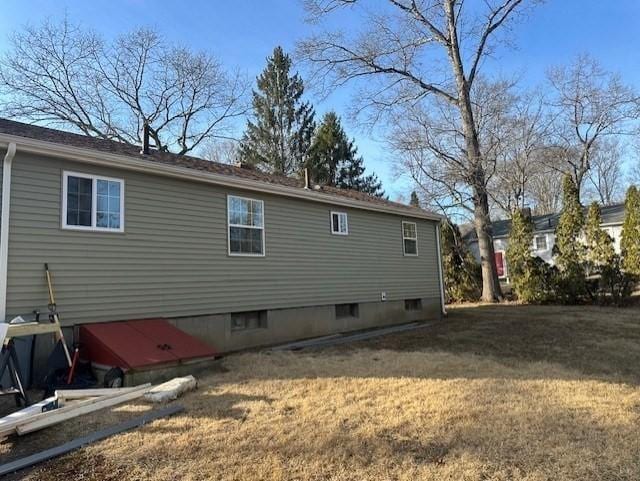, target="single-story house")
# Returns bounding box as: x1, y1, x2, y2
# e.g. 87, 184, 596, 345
0, 119, 445, 353
462, 205, 625, 282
